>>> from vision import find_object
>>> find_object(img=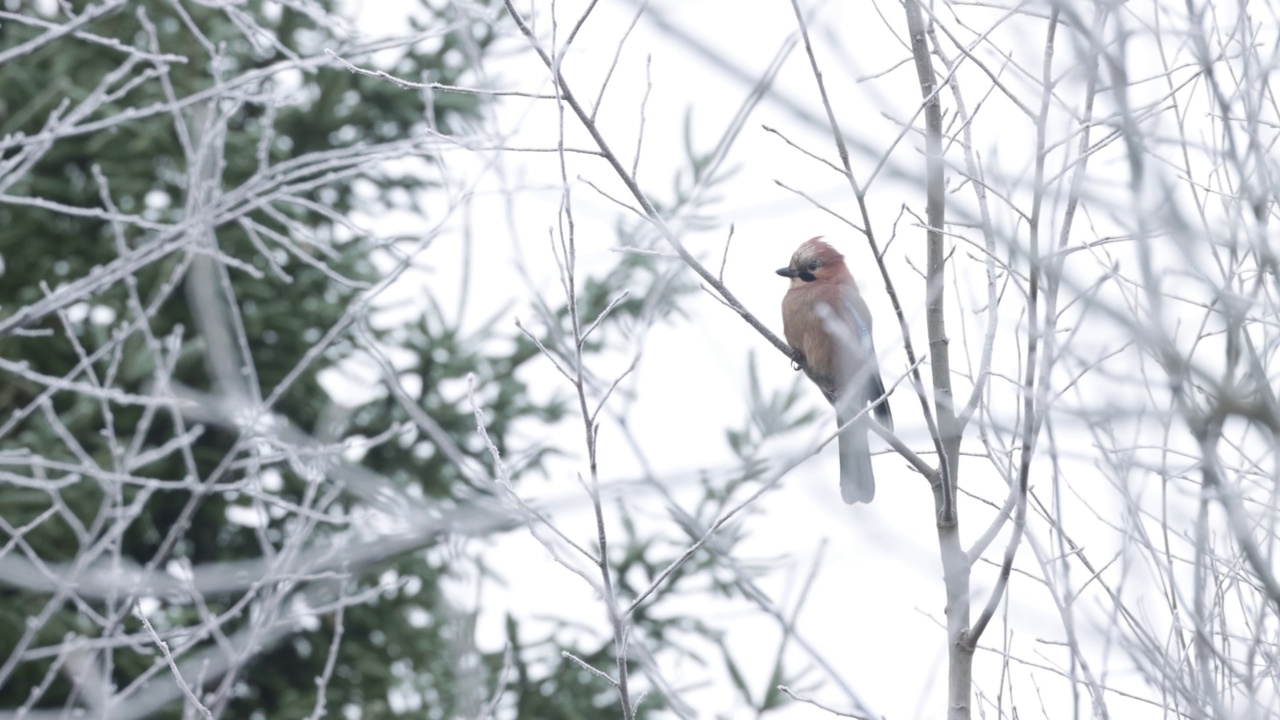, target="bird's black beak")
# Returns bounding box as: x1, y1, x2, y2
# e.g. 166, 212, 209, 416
776, 266, 797, 278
